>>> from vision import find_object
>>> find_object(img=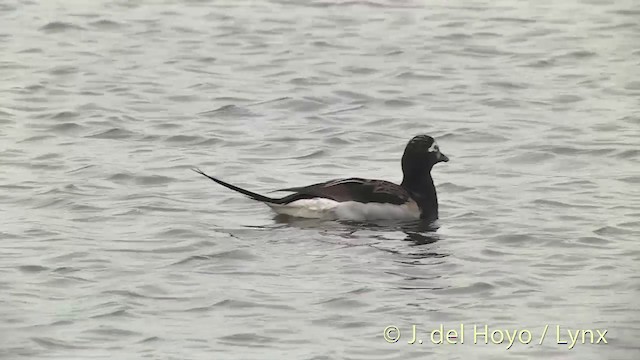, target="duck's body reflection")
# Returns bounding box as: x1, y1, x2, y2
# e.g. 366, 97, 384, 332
272, 214, 447, 260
